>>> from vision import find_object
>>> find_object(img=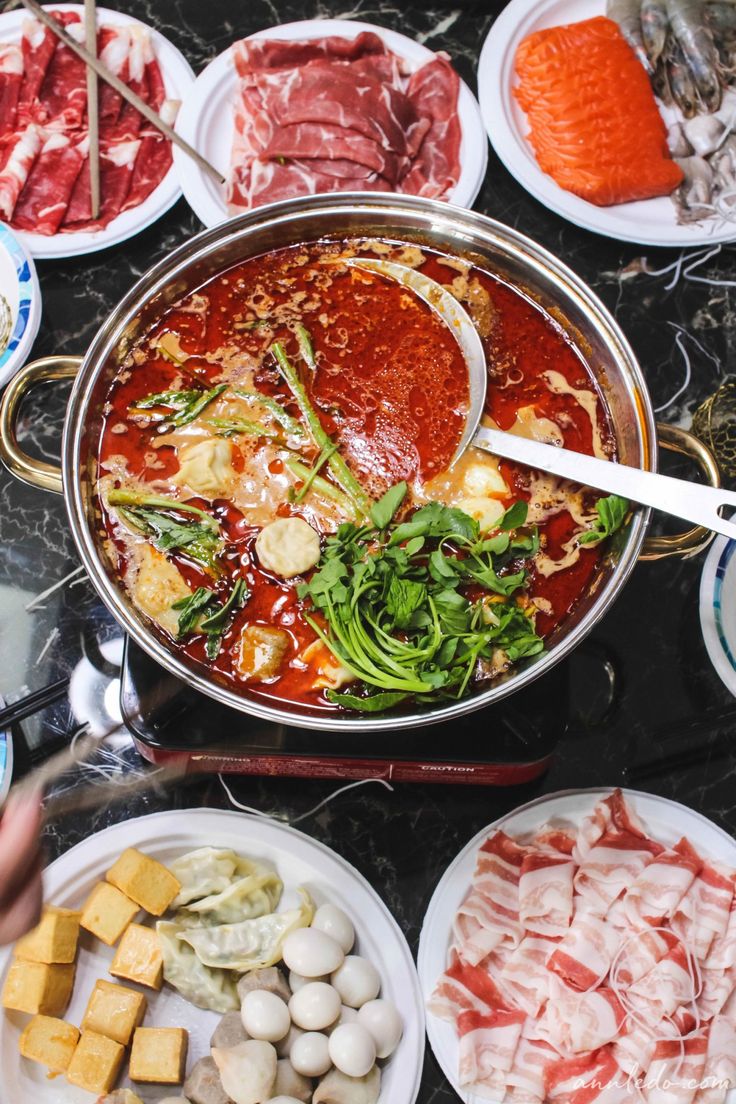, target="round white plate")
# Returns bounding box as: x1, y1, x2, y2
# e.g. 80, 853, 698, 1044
174, 18, 487, 227
478, 0, 736, 247
417, 787, 736, 1104
0, 221, 41, 386
0, 4, 195, 259
0, 808, 424, 1104
700, 534, 736, 696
